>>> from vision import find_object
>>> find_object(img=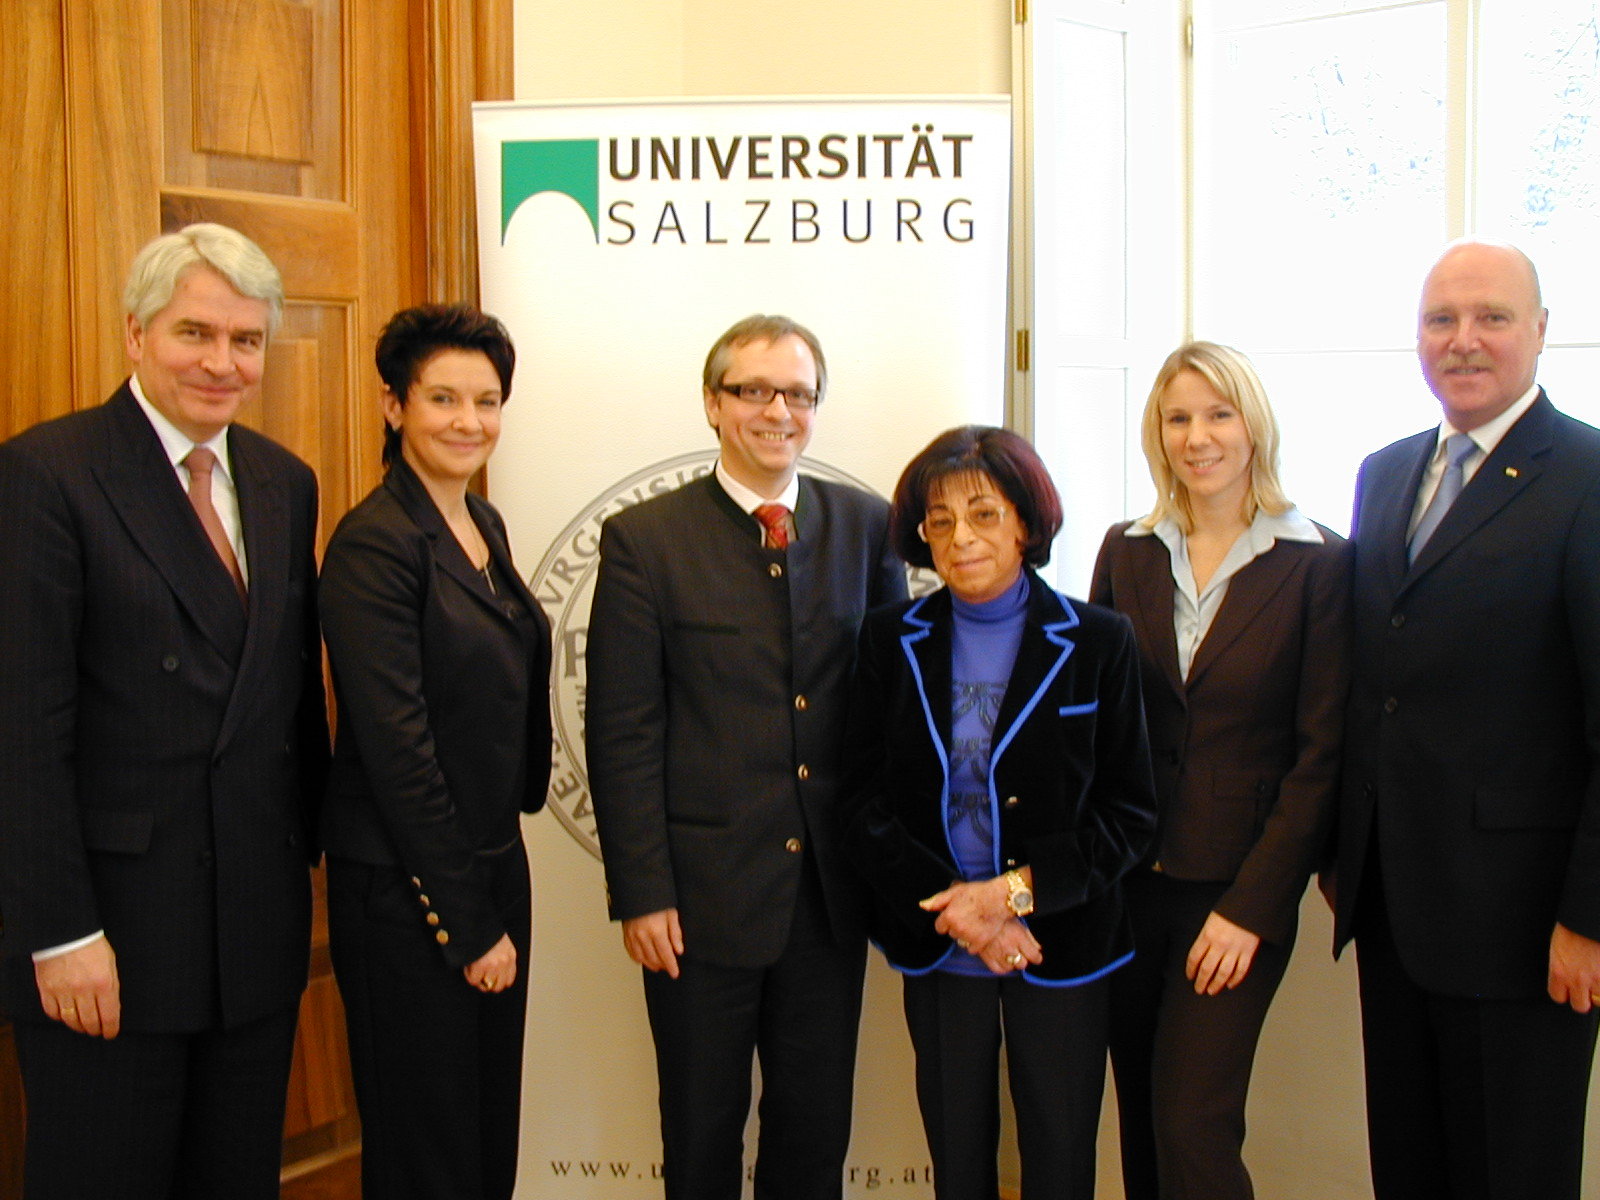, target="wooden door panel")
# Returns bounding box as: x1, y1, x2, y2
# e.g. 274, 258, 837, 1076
0, 0, 500, 1194
163, 0, 345, 200
1, 0, 73, 440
